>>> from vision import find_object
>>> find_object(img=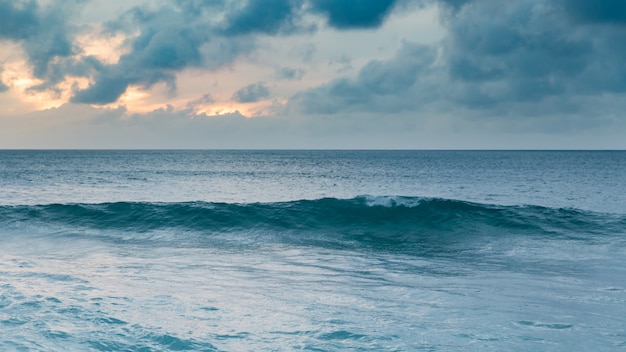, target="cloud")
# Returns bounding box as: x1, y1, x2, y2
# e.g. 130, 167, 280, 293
442, 0, 626, 102
308, 0, 400, 29
563, 0, 626, 24
185, 93, 215, 112
0, 1, 39, 40
221, 0, 301, 35
293, 0, 626, 124
0, 0, 77, 80
443, 1, 591, 101
3, 0, 626, 143
292, 42, 437, 114
76, 0, 411, 105
0, 0, 423, 106
276, 66, 305, 80
328, 55, 352, 73
4, 100, 625, 149
436, 0, 471, 10
0, 66, 7, 92
72, 3, 256, 104
220, 0, 405, 34
189, 93, 215, 106
232, 82, 271, 103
